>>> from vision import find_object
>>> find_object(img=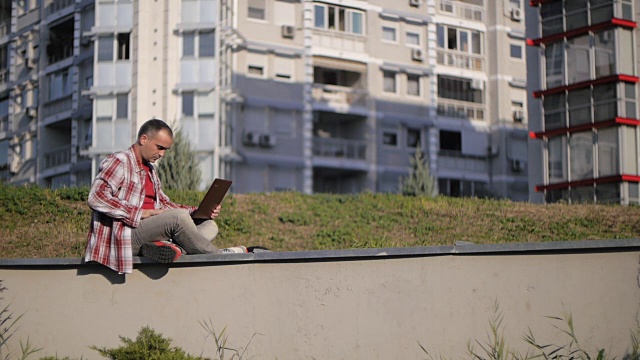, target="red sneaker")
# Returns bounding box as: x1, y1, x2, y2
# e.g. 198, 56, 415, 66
140, 241, 182, 263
